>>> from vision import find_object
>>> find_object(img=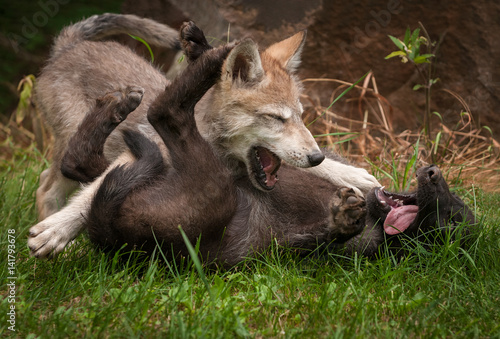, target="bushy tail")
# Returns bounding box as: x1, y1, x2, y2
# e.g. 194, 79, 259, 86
87, 129, 165, 248
52, 13, 180, 58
